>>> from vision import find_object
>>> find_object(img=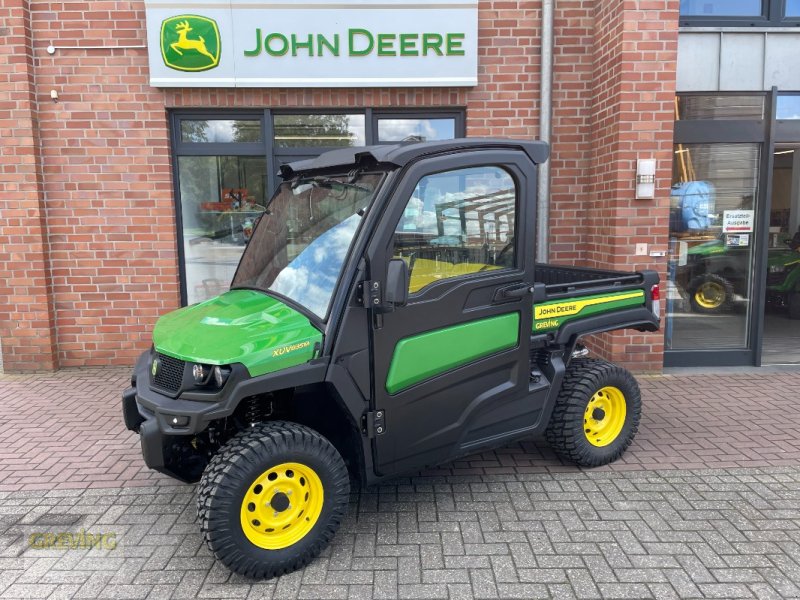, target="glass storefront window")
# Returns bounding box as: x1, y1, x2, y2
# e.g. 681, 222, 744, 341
676, 95, 765, 121
787, 0, 800, 16
377, 118, 456, 142
679, 0, 762, 16
180, 119, 262, 143
273, 114, 365, 147
173, 109, 464, 306
776, 95, 800, 120
178, 156, 267, 305
666, 143, 761, 350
